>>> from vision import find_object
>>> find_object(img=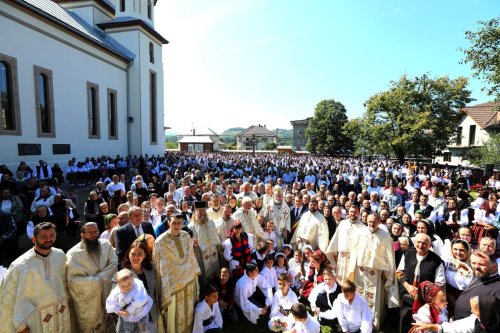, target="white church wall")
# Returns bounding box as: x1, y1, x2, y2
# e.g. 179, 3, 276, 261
1, 3, 129, 170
